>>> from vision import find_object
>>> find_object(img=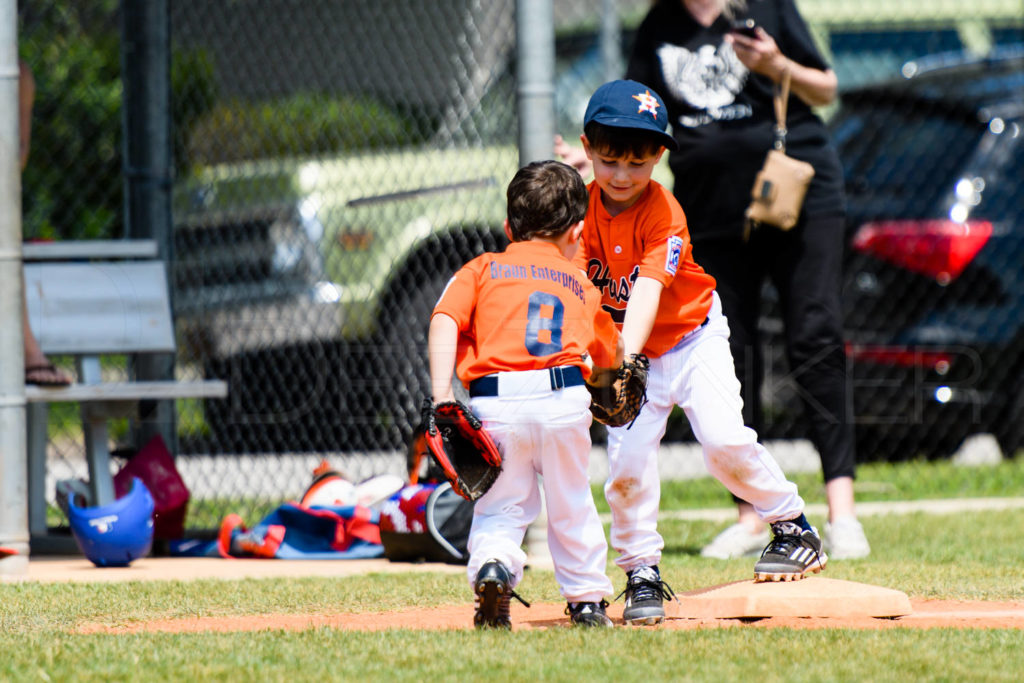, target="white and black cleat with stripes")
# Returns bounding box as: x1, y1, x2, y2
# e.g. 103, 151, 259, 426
618, 565, 676, 625
753, 520, 828, 582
